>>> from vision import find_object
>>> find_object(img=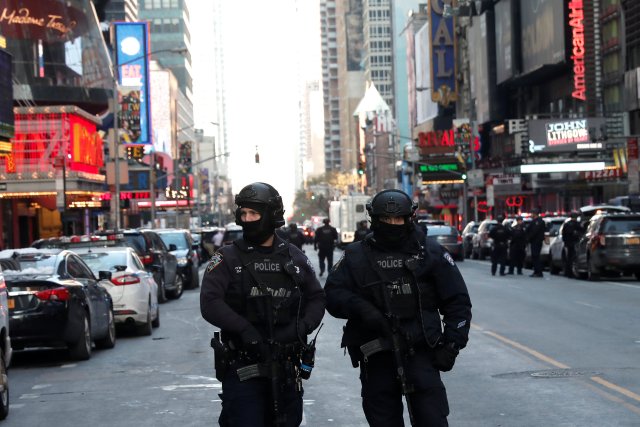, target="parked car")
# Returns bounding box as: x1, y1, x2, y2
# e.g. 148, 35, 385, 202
156, 229, 200, 290
572, 213, 640, 280
425, 225, 464, 261
121, 230, 182, 302
74, 247, 160, 336
0, 249, 116, 360
471, 219, 498, 260
461, 221, 479, 258
0, 262, 12, 419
